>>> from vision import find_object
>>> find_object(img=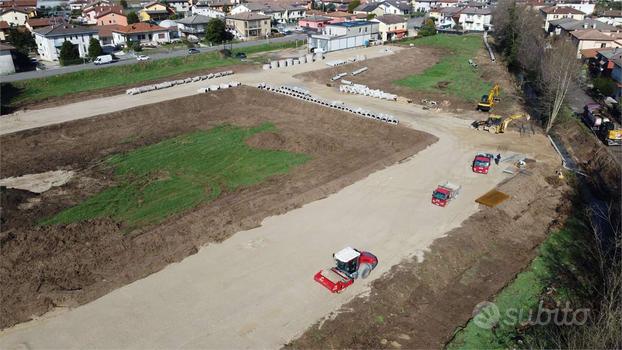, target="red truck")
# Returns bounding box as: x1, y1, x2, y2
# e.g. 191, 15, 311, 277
472, 153, 494, 174
431, 182, 462, 207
